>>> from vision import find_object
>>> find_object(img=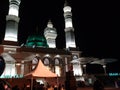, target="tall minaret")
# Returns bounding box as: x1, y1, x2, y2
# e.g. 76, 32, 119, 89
3, 0, 21, 45
63, 0, 76, 48
44, 20, 57, 48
